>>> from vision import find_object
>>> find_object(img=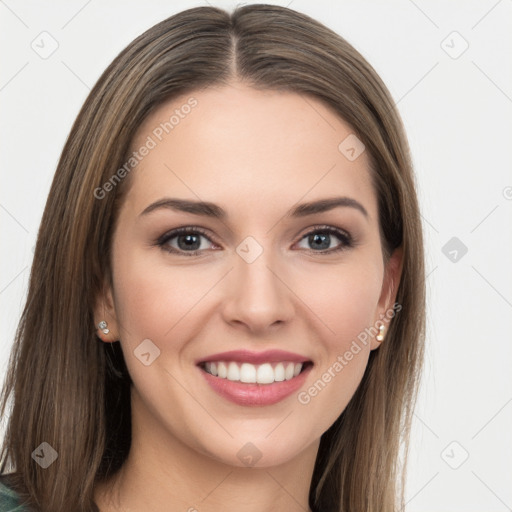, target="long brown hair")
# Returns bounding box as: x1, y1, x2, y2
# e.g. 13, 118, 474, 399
0, 4, 425, 511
